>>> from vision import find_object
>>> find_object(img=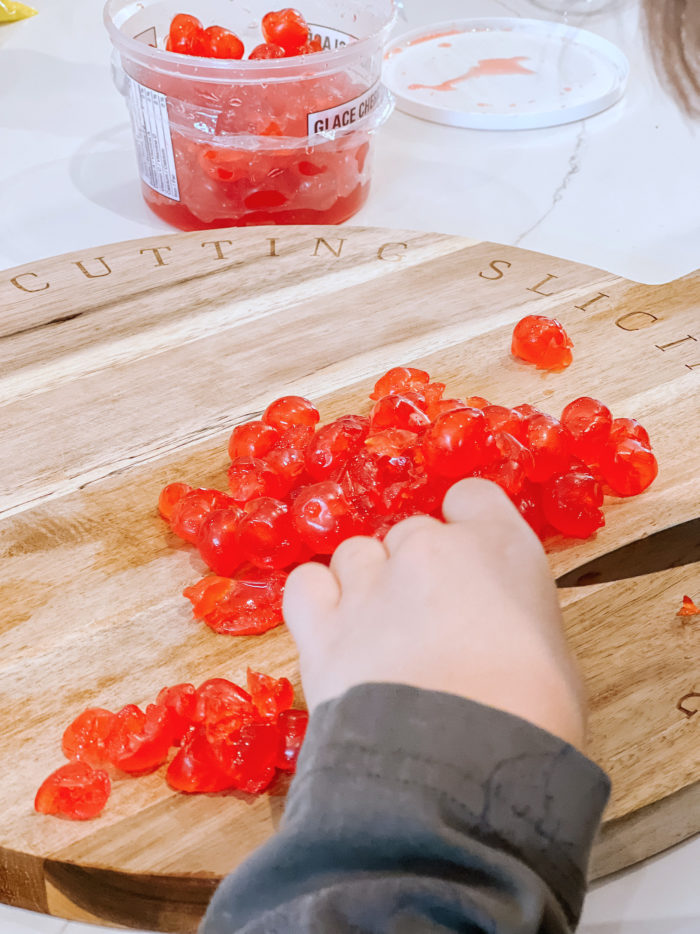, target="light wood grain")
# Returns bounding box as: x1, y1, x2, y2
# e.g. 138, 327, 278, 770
0, 226, 698, 931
